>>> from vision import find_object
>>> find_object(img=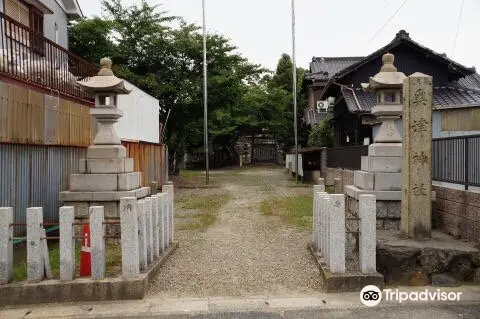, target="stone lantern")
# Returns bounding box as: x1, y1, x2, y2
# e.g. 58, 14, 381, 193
345, 52, 406, 232
361, 52, 406, 143
60, 58, 150, 220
